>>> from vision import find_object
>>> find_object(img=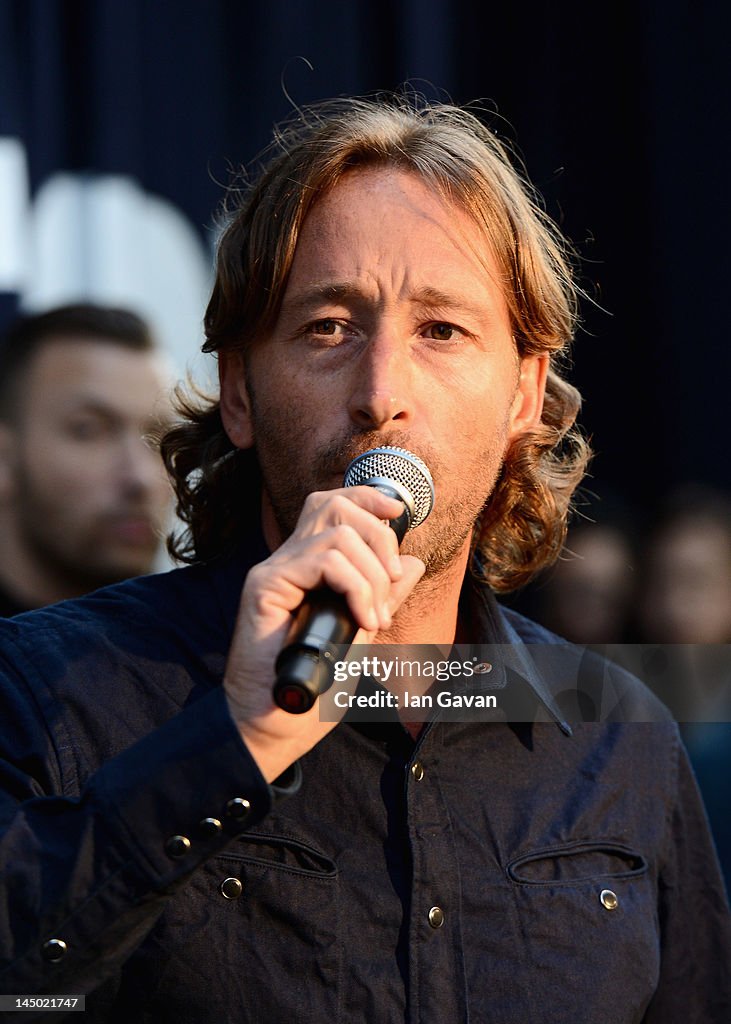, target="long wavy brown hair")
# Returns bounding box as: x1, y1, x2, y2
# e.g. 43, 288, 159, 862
162, 94, 590, 592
